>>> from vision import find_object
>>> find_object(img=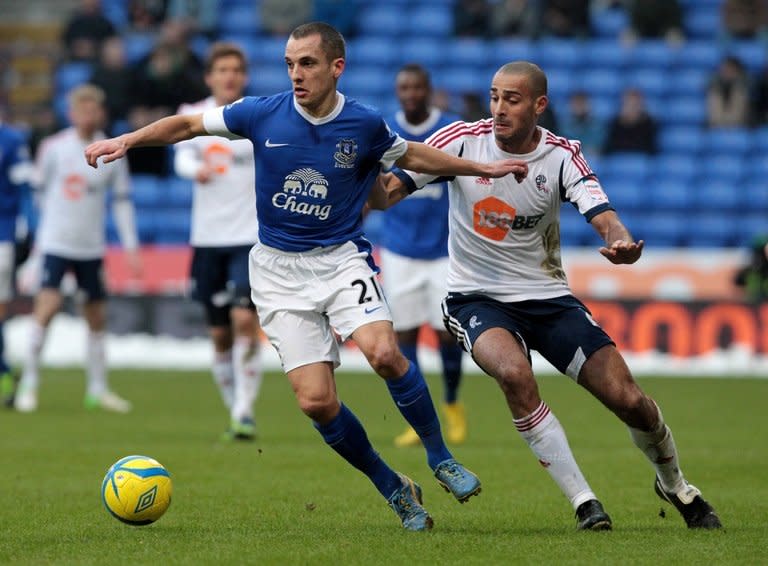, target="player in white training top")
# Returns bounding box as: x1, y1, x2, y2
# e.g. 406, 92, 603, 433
370, 61, 721, 531
175, 43, 262, 441
84, 23, 528, 532
15, 85, 141, 413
